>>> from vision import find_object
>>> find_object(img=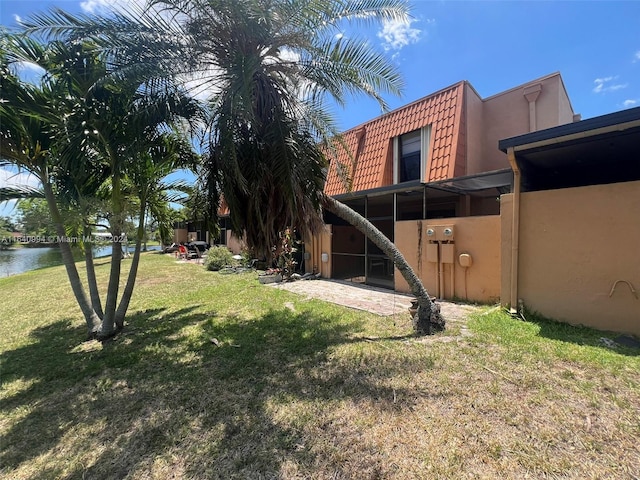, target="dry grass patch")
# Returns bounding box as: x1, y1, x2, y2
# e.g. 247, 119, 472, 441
1, 253, 639, 479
